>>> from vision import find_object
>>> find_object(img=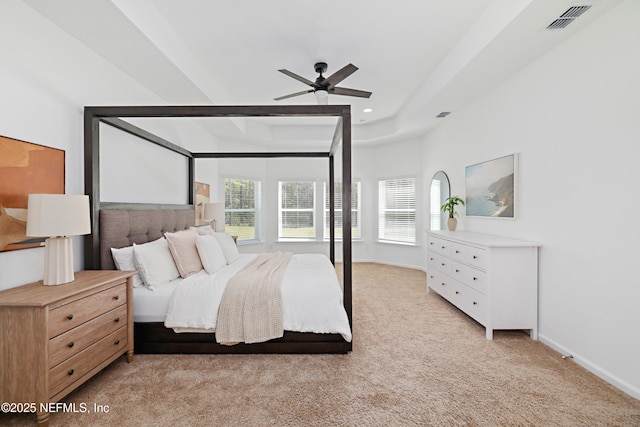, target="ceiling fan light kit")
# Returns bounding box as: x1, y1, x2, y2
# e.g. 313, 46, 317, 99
275, 62, 372, 104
